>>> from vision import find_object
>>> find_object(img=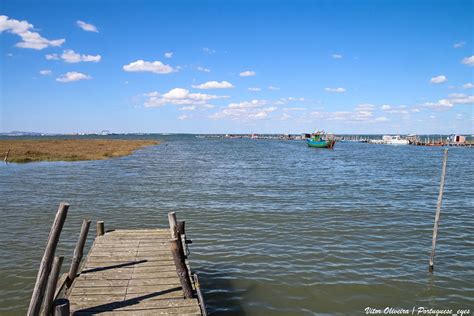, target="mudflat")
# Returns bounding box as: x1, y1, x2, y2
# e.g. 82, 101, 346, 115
0, 139, 159, 163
